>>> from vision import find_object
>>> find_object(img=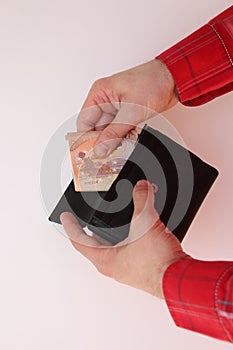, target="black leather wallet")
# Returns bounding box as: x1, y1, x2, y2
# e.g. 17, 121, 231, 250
49, 125, 219, 245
